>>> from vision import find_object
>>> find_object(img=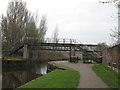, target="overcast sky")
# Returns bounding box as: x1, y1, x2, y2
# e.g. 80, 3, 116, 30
0, 0, 118, 45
